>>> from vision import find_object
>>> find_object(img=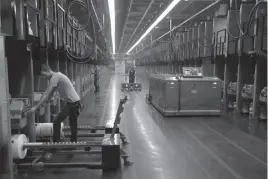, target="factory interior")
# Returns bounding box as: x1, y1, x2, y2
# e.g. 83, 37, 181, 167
0, 0, 267, 179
